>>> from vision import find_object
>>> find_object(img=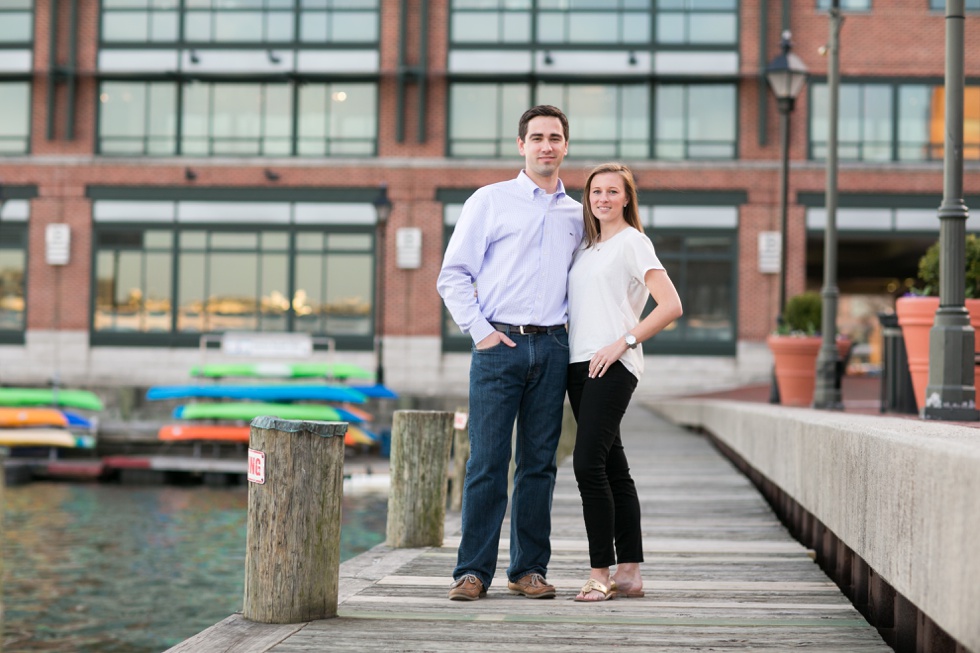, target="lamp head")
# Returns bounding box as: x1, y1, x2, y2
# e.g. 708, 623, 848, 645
765, 30, 809, 106
373, 183, 392, 225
